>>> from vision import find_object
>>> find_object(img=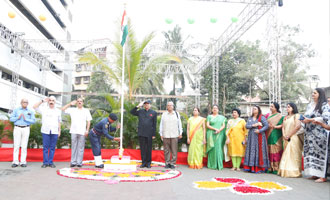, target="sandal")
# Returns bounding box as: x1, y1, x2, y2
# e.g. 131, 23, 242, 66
315, 178, 327, 183
307, 176, 318, 180
231, 167, 236, 171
